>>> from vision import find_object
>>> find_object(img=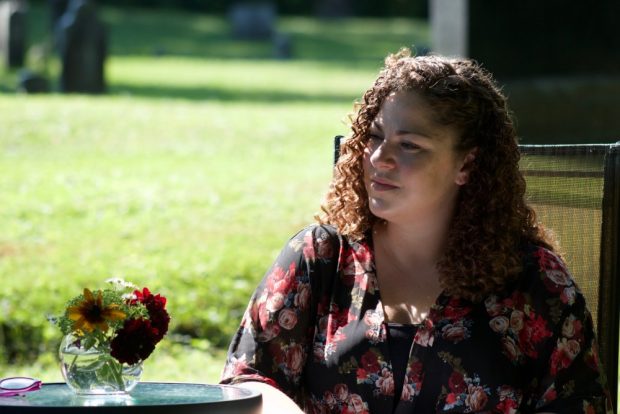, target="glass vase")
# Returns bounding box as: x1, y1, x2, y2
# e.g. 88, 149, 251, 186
59, 334, 143, 395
